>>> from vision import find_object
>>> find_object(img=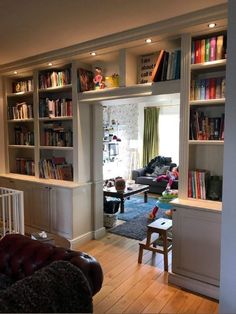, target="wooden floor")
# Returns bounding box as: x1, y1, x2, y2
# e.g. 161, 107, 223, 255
79, 233, 219, 314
